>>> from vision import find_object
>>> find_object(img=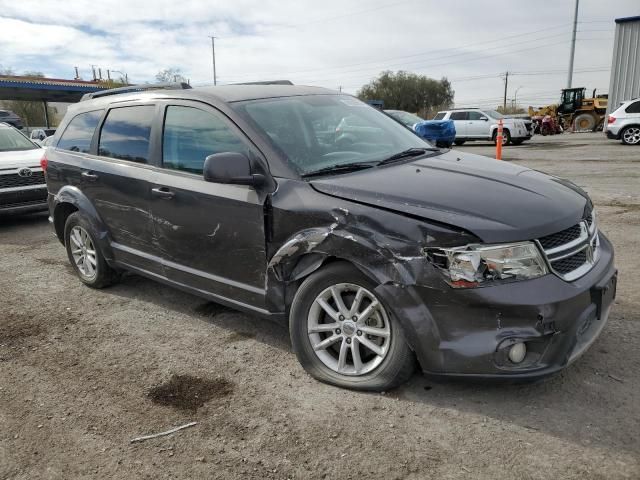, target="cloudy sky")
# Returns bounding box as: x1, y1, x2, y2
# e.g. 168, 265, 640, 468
0, 0, 637, 108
